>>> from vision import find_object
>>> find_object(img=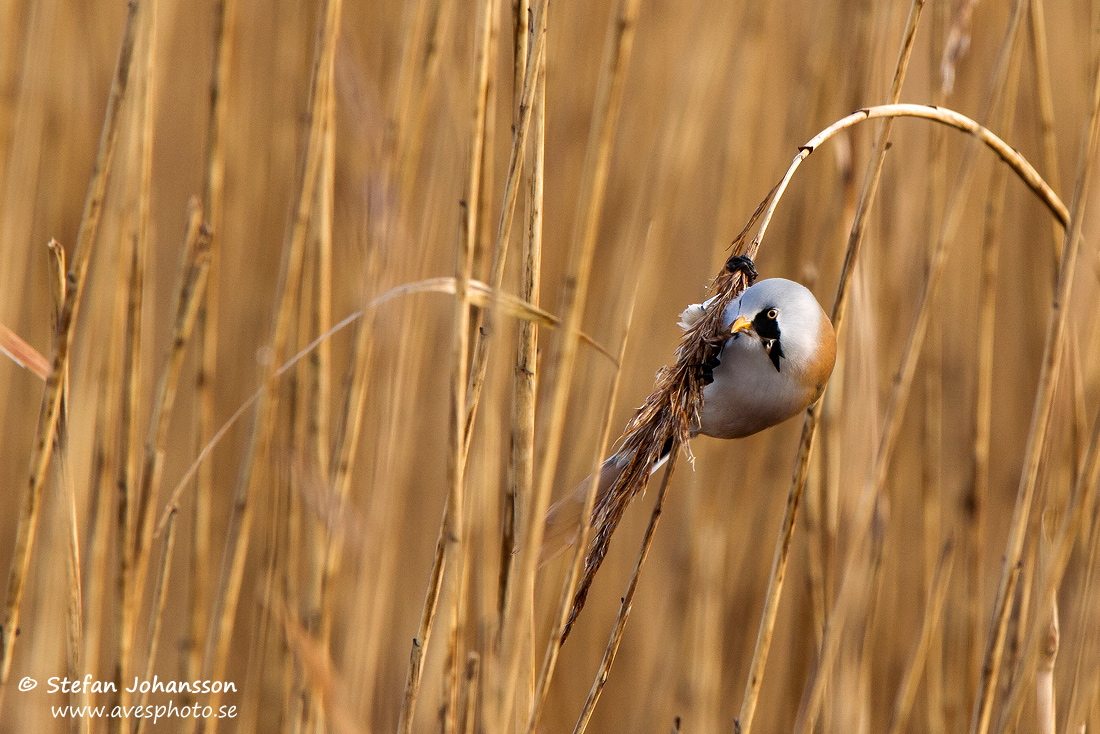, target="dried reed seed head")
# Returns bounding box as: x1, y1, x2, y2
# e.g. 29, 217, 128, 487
562, 194, 773, 638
